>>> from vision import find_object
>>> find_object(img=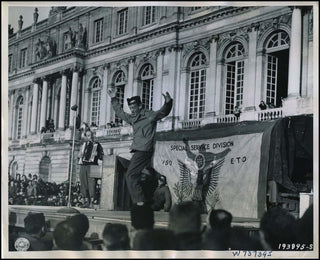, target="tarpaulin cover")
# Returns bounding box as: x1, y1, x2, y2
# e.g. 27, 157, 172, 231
152, 115, 313, 219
